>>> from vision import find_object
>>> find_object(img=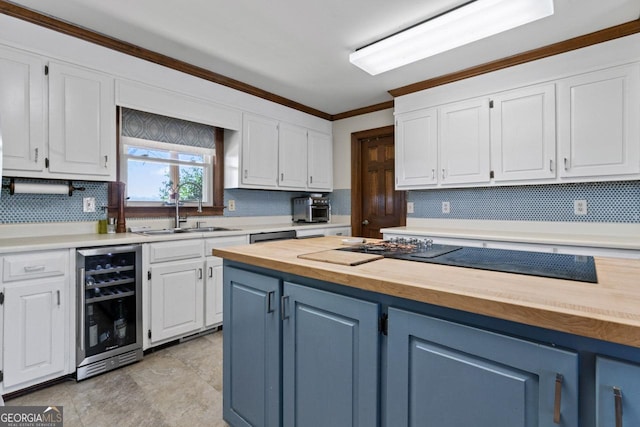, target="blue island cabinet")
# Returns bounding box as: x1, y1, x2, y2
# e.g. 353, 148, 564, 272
386, 307, 579, 427
223, 267, 281, 427
223, 267, 380, 427
596, 356, 640, 427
